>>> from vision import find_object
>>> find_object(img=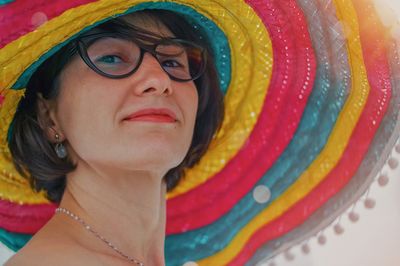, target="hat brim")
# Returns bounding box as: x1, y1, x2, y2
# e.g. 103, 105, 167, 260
0, 0, 399, 265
